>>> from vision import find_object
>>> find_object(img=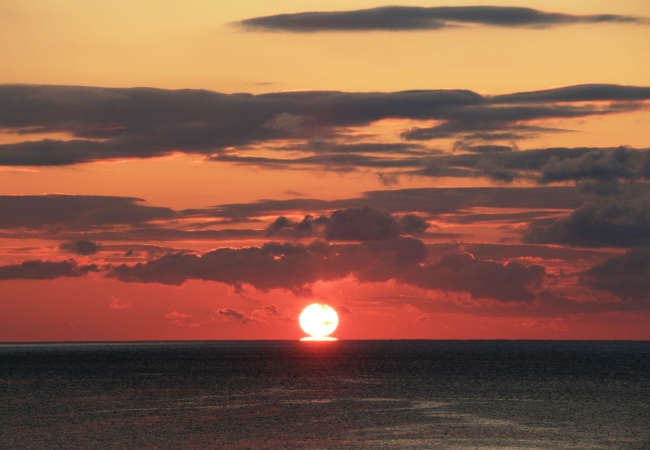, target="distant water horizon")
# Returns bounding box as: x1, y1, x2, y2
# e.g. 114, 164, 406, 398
3, 338, 650, 344
2, 340, 649, 448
